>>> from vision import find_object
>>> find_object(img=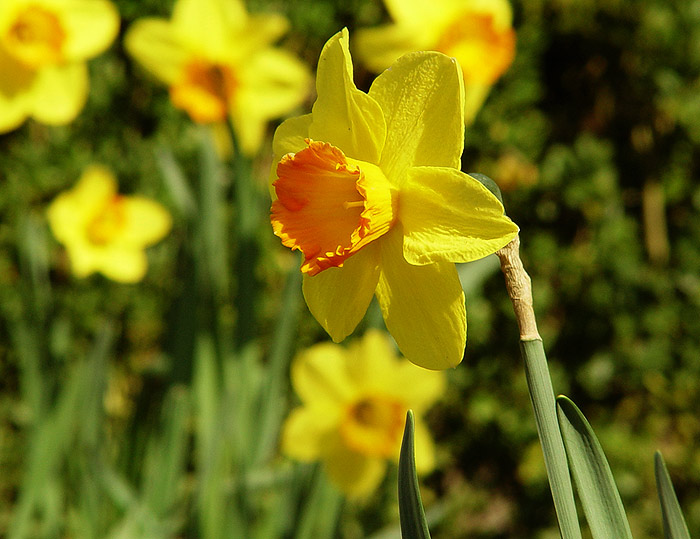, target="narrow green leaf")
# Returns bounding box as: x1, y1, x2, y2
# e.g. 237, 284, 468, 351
520, 340, 582, 539
398, 410, 431, 539
655, 451, 691, 539
556, 395, 633, 539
